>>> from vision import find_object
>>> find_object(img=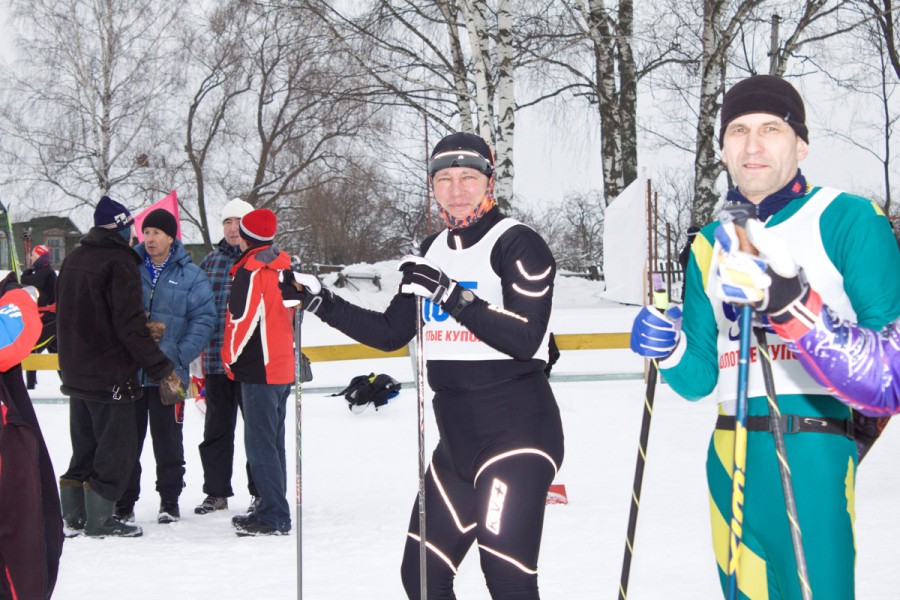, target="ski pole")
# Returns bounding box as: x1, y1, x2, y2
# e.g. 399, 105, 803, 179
718, 202, 759, 600
726, 304, 752, 600
415, 294, 427, 600
754, 327, 813, 599
617, 274, 668, 600
410, 240, 427, 600
23, 228, 31, 270
294, 307, 303, 600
